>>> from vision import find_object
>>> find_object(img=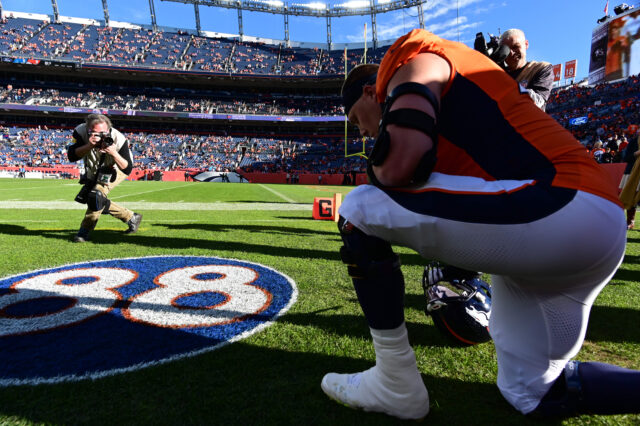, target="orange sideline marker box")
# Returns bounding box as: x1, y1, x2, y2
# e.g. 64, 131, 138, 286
312, 193, 343, 221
